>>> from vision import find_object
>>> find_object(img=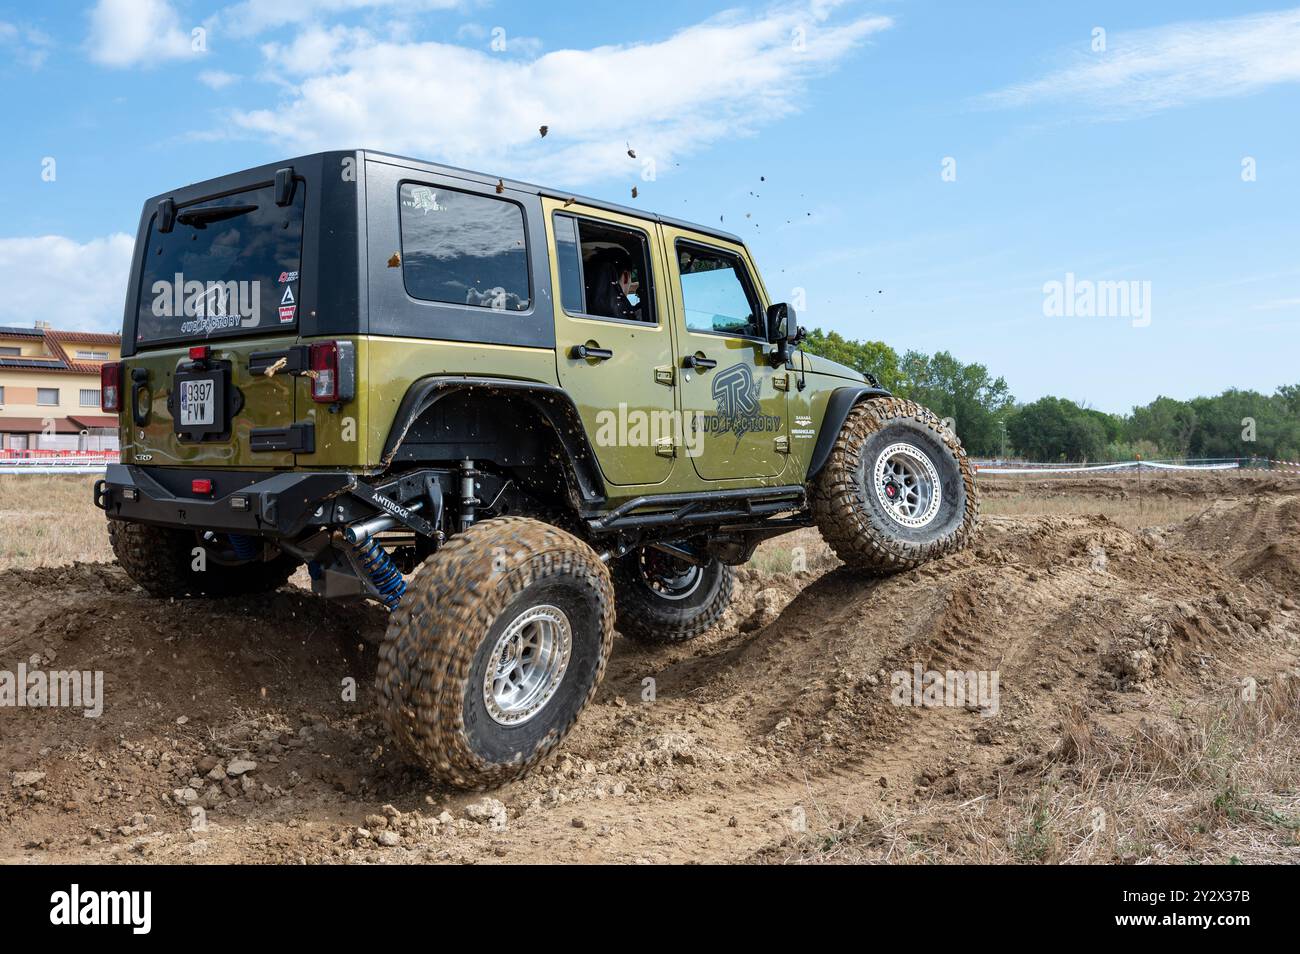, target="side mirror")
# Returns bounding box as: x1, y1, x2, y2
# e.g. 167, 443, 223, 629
765, 303, 802, 367
766, 303, 798, 344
